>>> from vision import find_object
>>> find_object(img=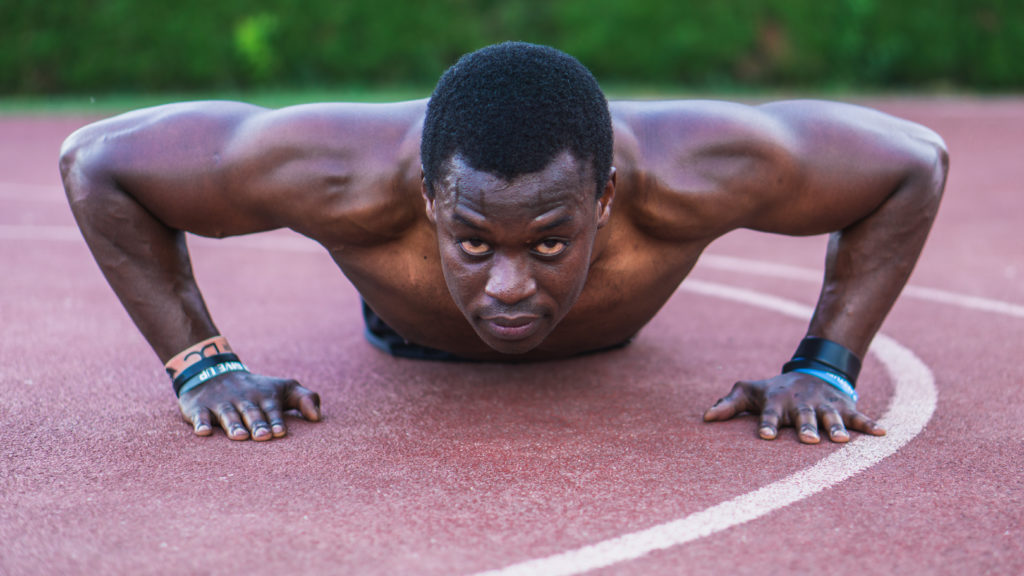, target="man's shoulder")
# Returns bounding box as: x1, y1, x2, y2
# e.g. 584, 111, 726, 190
228, 99, 428, 160
609, 99, 794, 157
608, 99, 801, 242
218, 99, 429, 246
